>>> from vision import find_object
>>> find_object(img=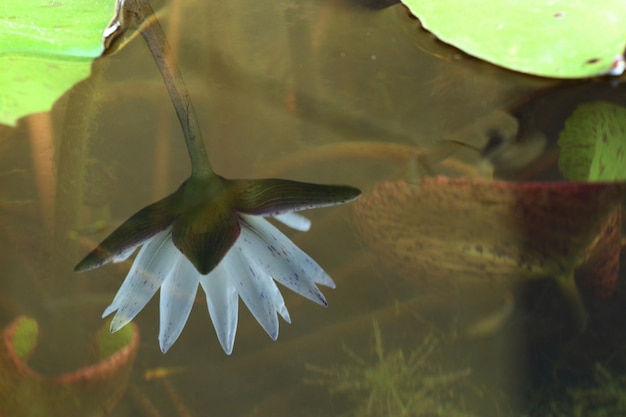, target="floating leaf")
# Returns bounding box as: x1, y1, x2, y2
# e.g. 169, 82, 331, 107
400, 0, 626, 78
353, 177, 626, 330
558, 101, 626, 181
0, 0, 116, 126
